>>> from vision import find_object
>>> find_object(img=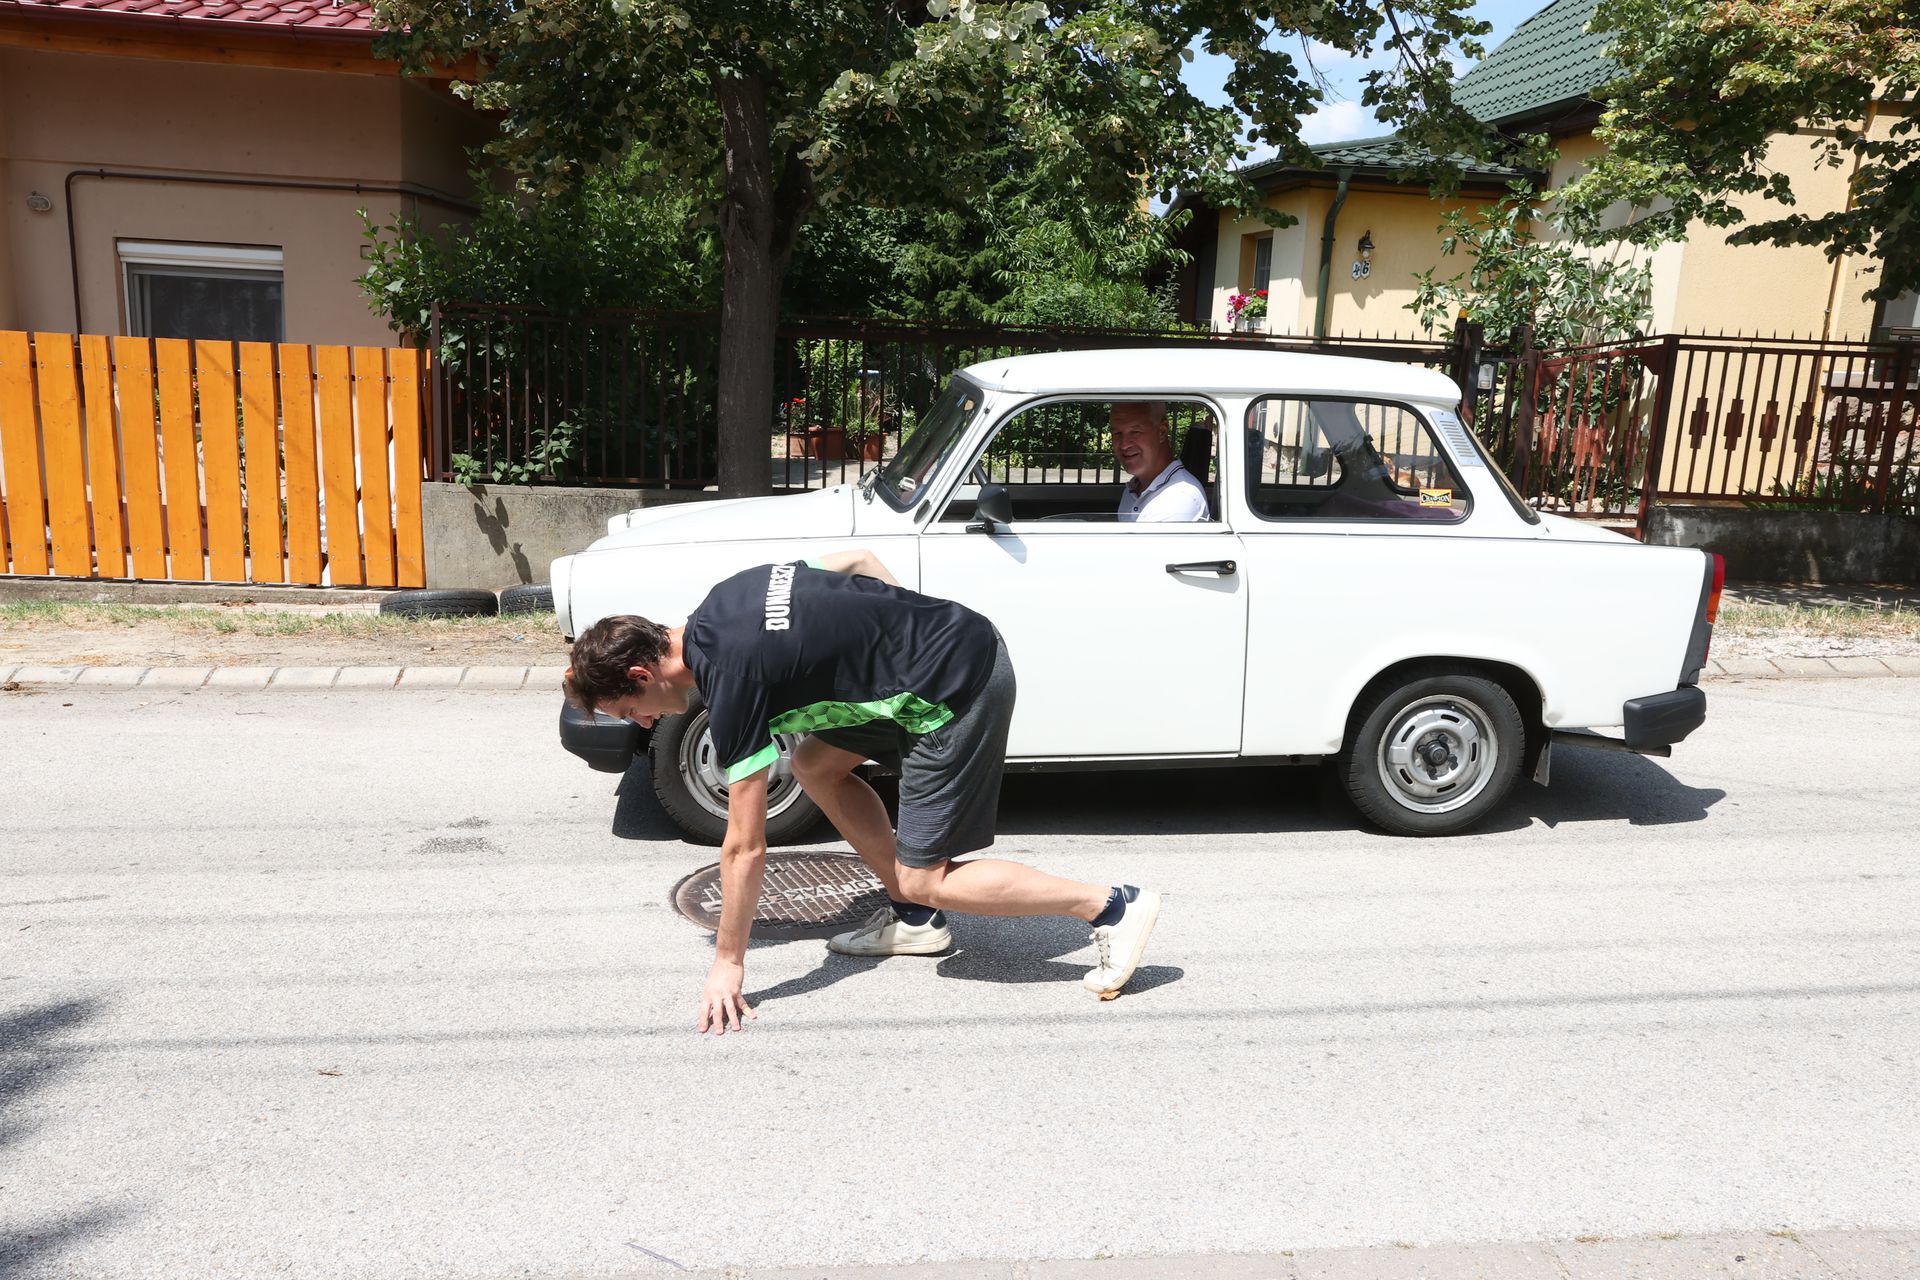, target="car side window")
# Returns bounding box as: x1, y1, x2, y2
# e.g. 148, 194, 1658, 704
1244, 396, 1470, 523
936, 398, 1220, 525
